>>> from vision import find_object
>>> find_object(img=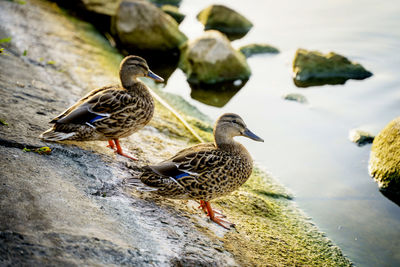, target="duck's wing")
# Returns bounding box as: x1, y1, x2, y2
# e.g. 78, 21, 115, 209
143, 143, 221, 186
51, 87, 122, 126
168, 143, 216, 161
50, 85, 115, 123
